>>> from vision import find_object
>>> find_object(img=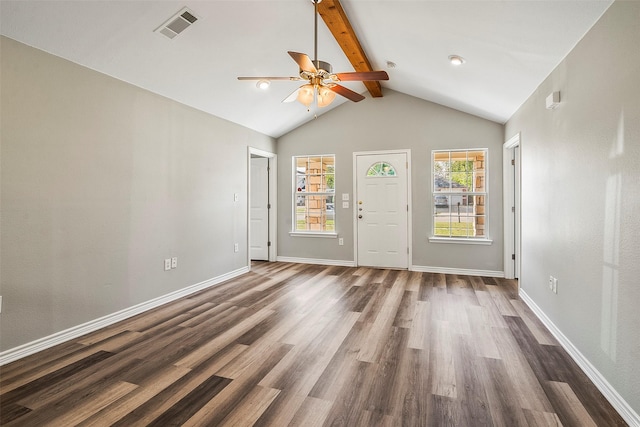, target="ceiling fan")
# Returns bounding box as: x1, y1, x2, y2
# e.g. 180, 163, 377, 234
237, 0, 389, 109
